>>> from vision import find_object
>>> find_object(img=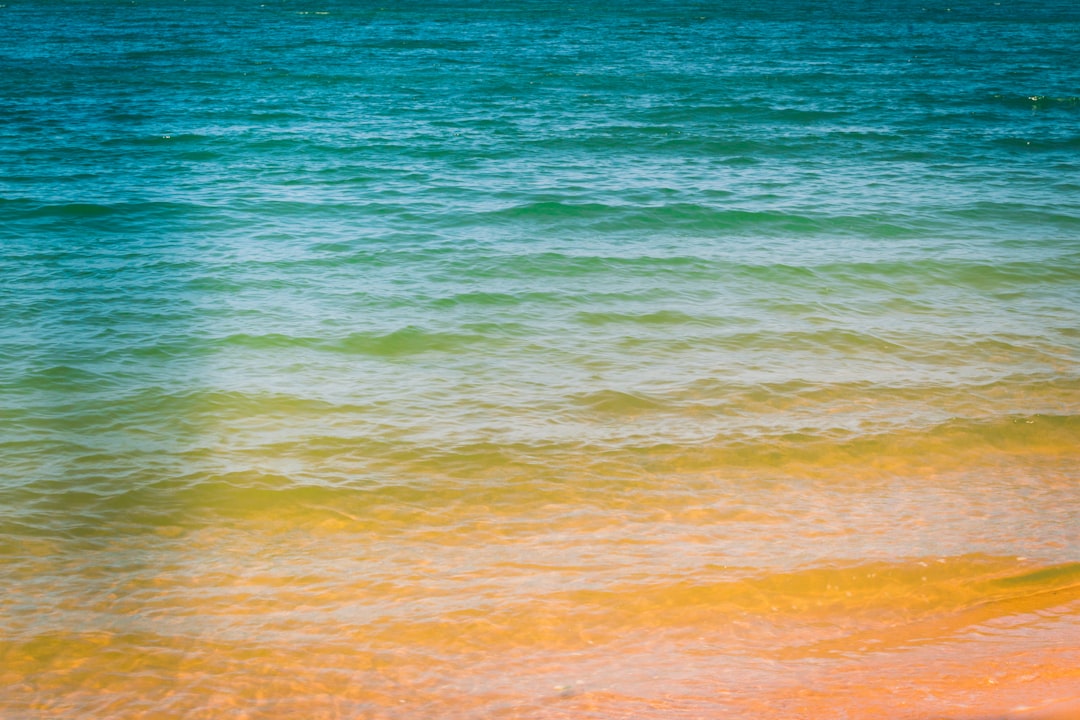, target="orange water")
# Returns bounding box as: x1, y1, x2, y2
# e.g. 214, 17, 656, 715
4, 444, 1077, 719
